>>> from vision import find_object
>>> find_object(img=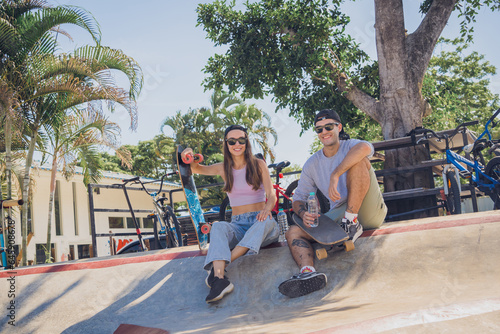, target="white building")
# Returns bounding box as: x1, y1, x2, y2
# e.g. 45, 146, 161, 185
8, 162, 183, 265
